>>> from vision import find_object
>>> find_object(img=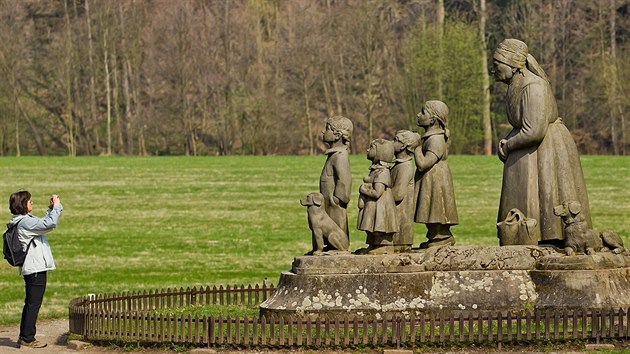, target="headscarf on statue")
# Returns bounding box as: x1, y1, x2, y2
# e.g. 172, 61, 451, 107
493, 38, 549, 83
